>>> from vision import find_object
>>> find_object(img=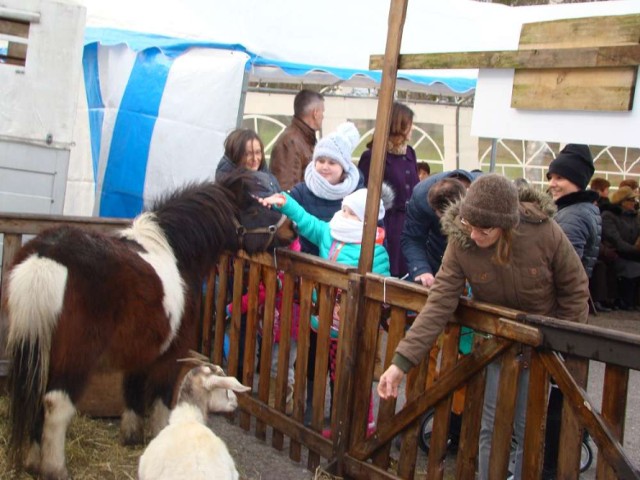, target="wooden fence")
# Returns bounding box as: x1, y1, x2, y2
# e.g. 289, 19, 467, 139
1, 213, 639, 479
